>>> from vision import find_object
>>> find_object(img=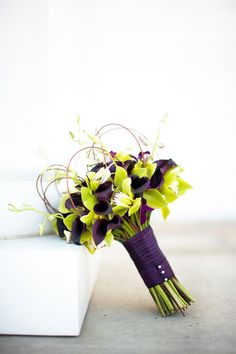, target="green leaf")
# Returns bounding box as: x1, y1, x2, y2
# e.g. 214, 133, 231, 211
63, 214, 77, 231
112, 205, 128, 216
161, 206, 170, 220
122, 177, 132, 196
80, 210, 94, 225
105, 229, 114, 246
81, 187, 97, 210
114, 166, 127, 190
128, 198, 141, 216
176, 177, 192, 196
143, 189, 168, 209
